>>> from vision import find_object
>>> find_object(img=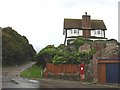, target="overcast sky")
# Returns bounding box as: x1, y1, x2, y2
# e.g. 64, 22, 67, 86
0, 0, 119, 52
